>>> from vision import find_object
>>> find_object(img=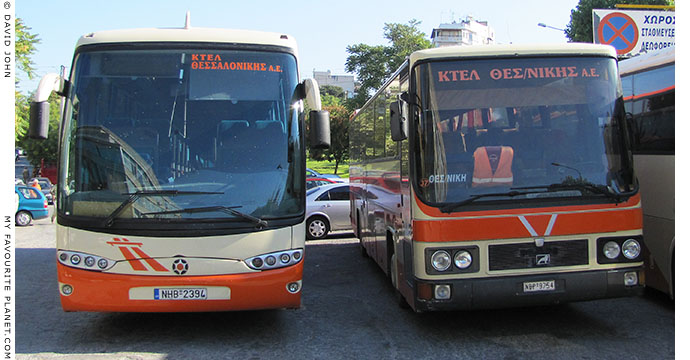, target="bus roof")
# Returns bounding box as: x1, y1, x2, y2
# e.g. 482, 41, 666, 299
409, 43, 617, 66
75, 26, 299, 53
619, 46, 675, 76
